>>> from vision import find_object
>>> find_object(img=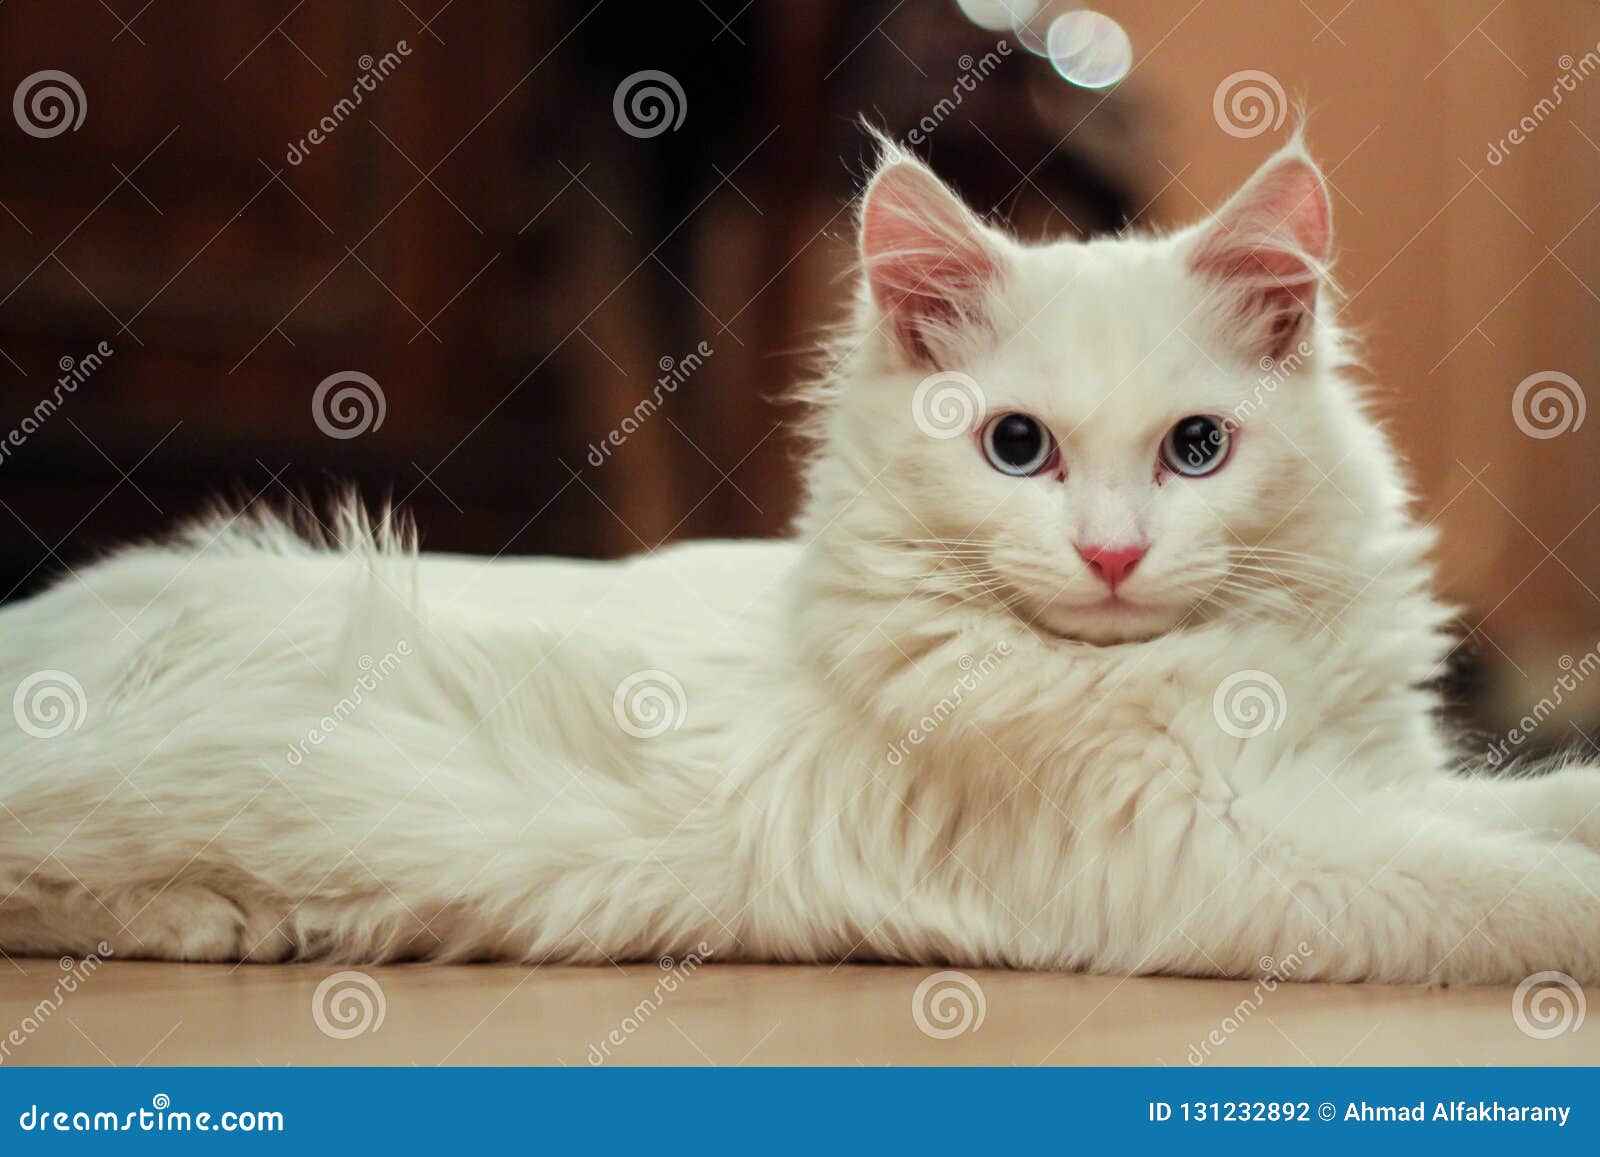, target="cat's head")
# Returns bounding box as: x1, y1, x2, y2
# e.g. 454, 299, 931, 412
801, 136, 1407, 647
